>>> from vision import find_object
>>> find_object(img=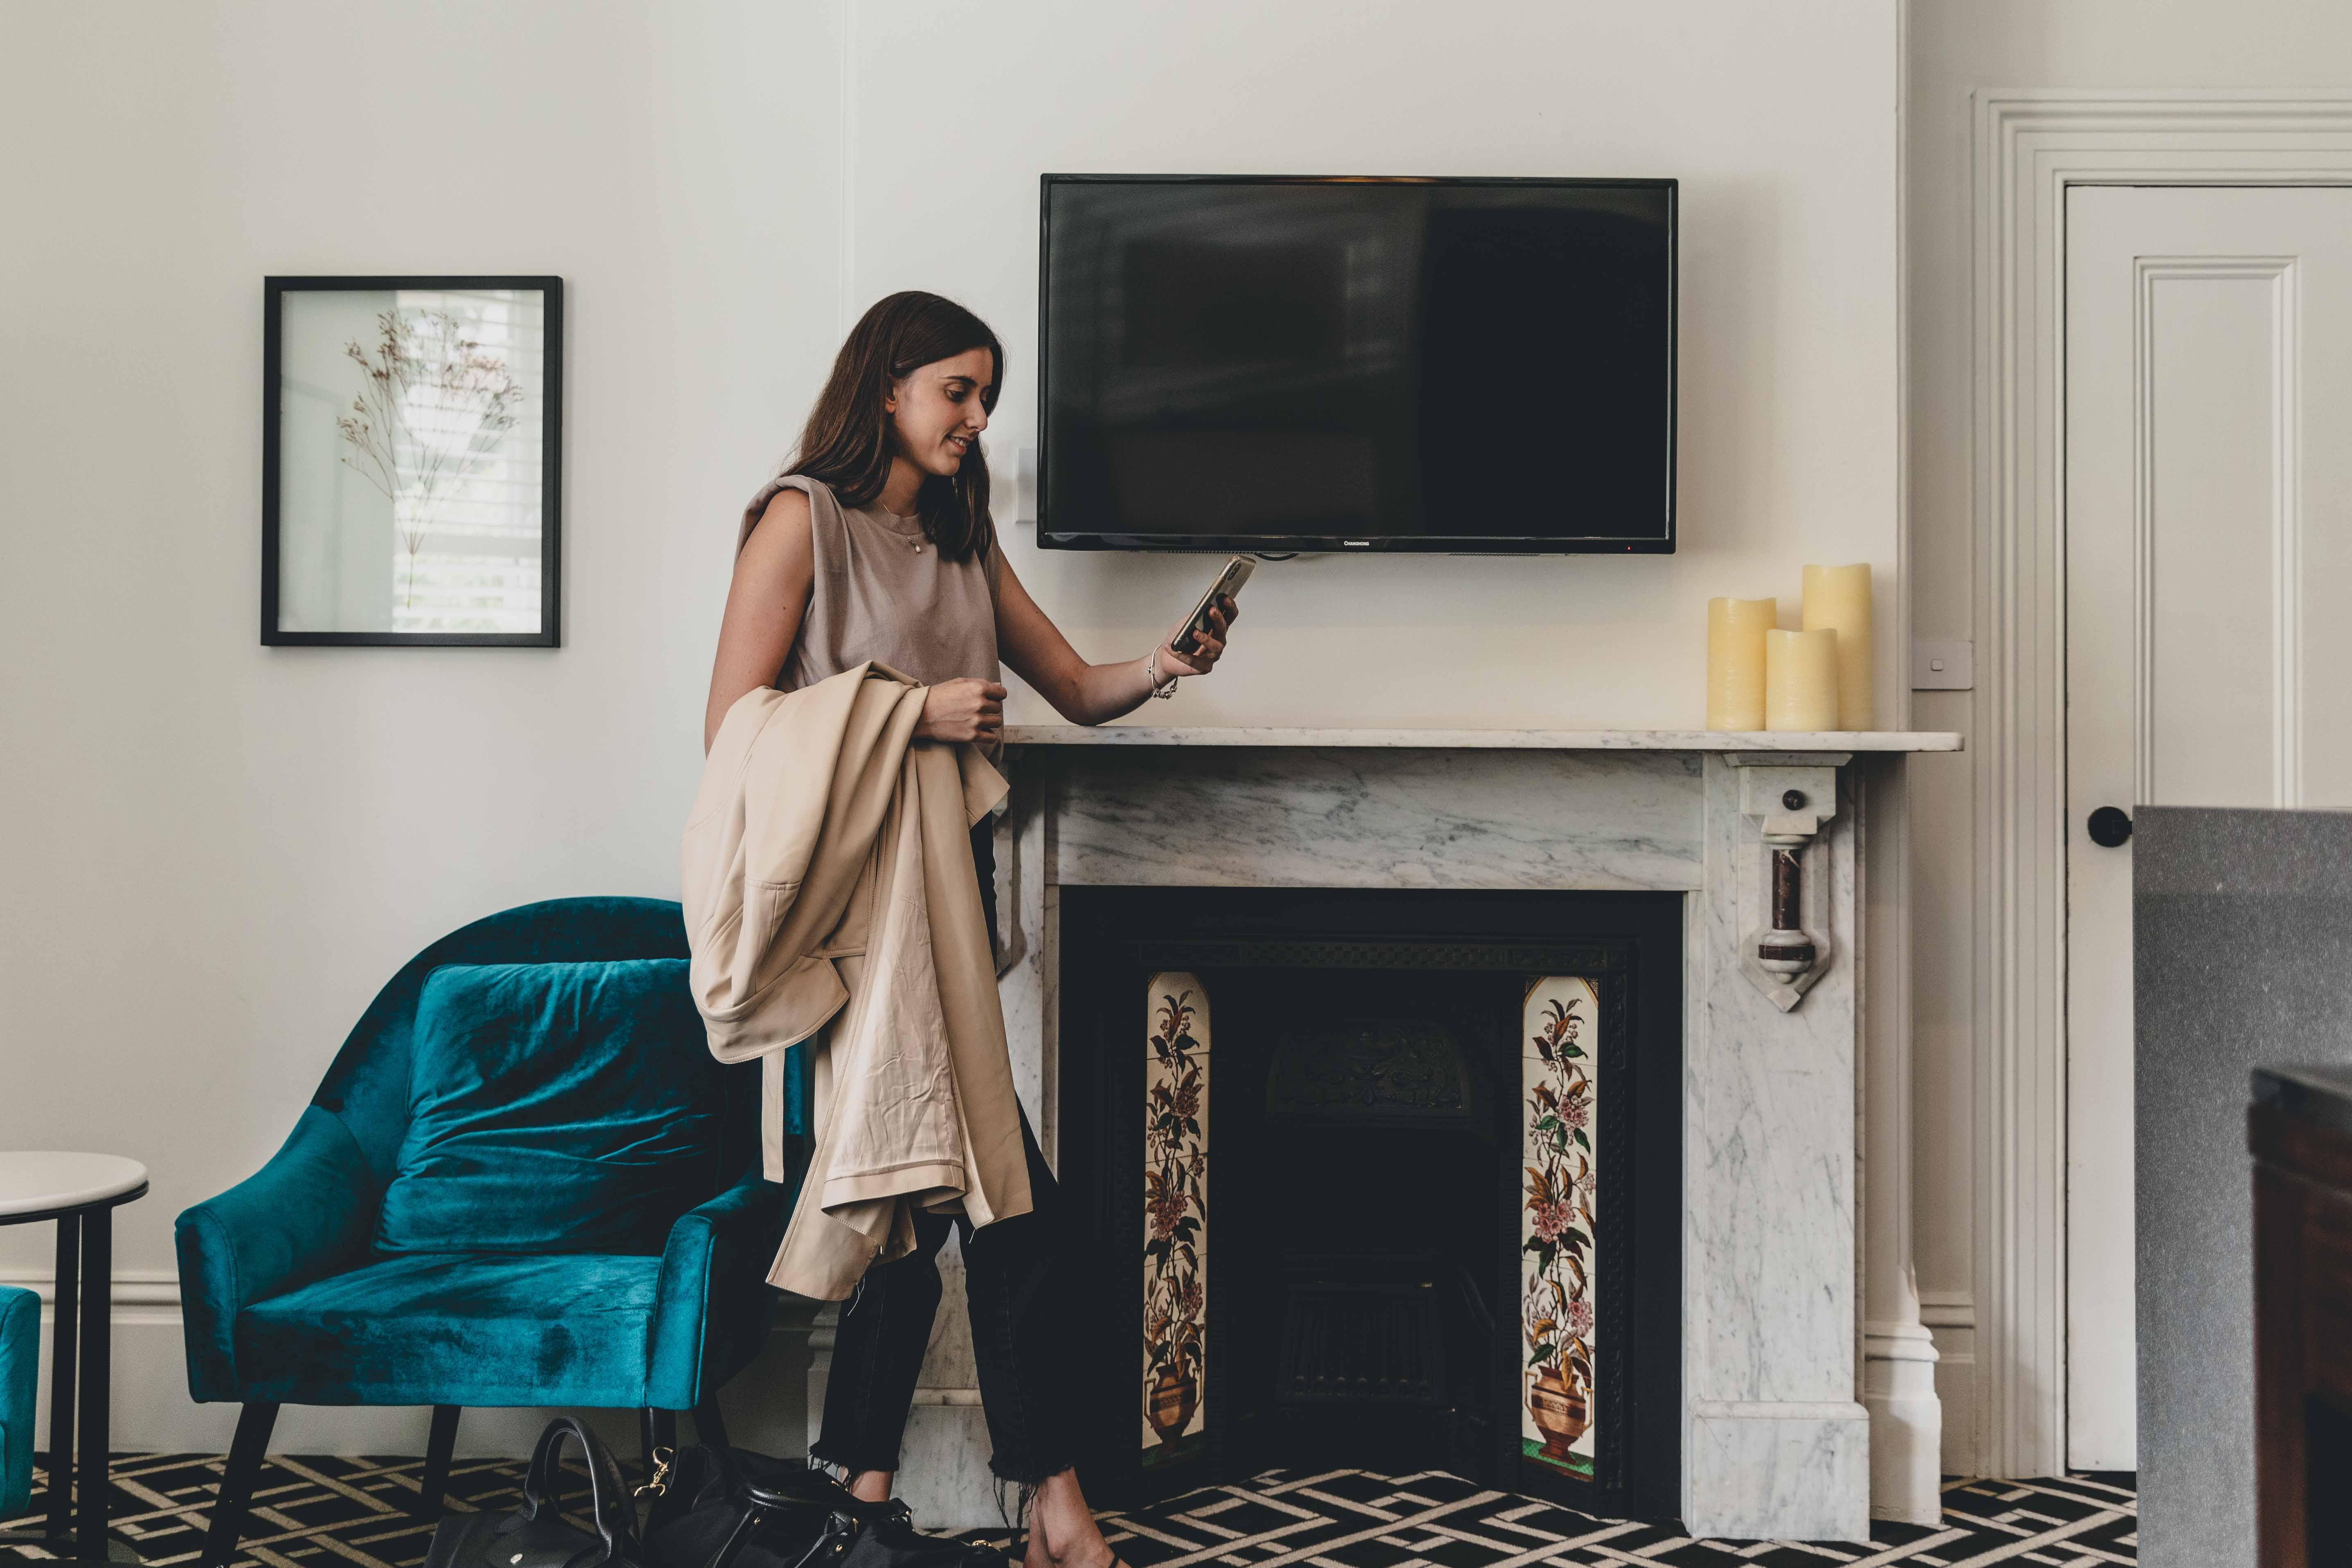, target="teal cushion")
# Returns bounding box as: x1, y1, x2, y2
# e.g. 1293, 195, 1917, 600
236, 1252, 657, 1406
377, 959, 720, 1255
